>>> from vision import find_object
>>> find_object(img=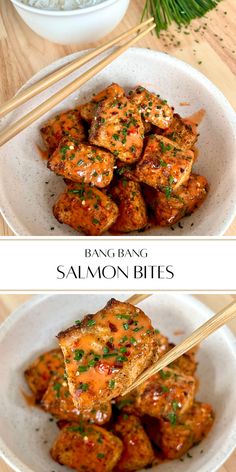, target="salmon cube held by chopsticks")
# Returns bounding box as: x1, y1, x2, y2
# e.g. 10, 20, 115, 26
57, 299, 157, 410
